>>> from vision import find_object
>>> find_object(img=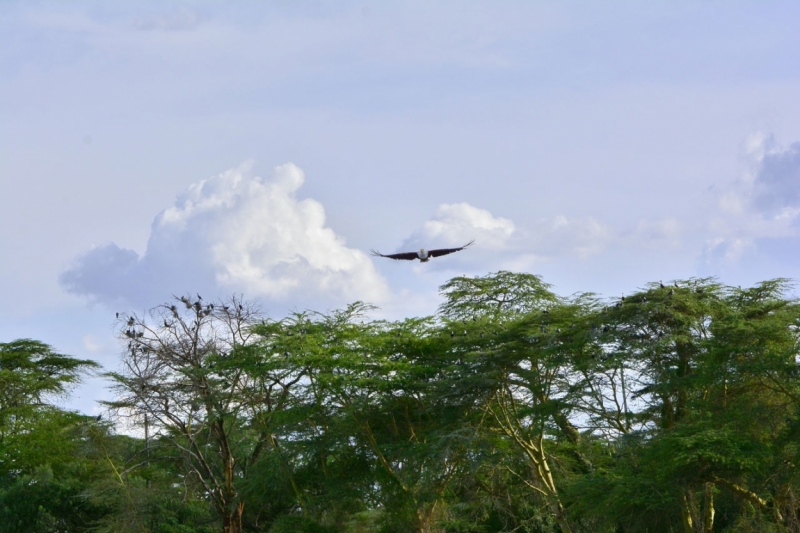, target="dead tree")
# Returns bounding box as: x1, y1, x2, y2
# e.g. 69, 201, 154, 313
106, 295, 302, 533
